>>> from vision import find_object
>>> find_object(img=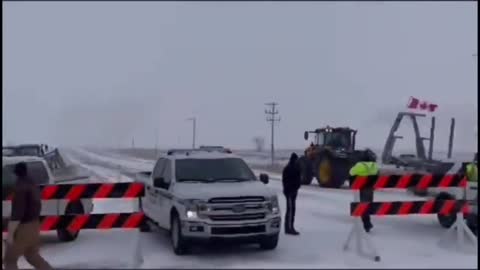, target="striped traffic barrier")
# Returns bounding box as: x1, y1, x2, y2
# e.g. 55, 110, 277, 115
350, 199, 471, 216
2, 213, 145, 233
3, 182, 145, 201
2, 181, 146, 266
343, 173, 476, 262
349, 174, 467, 190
